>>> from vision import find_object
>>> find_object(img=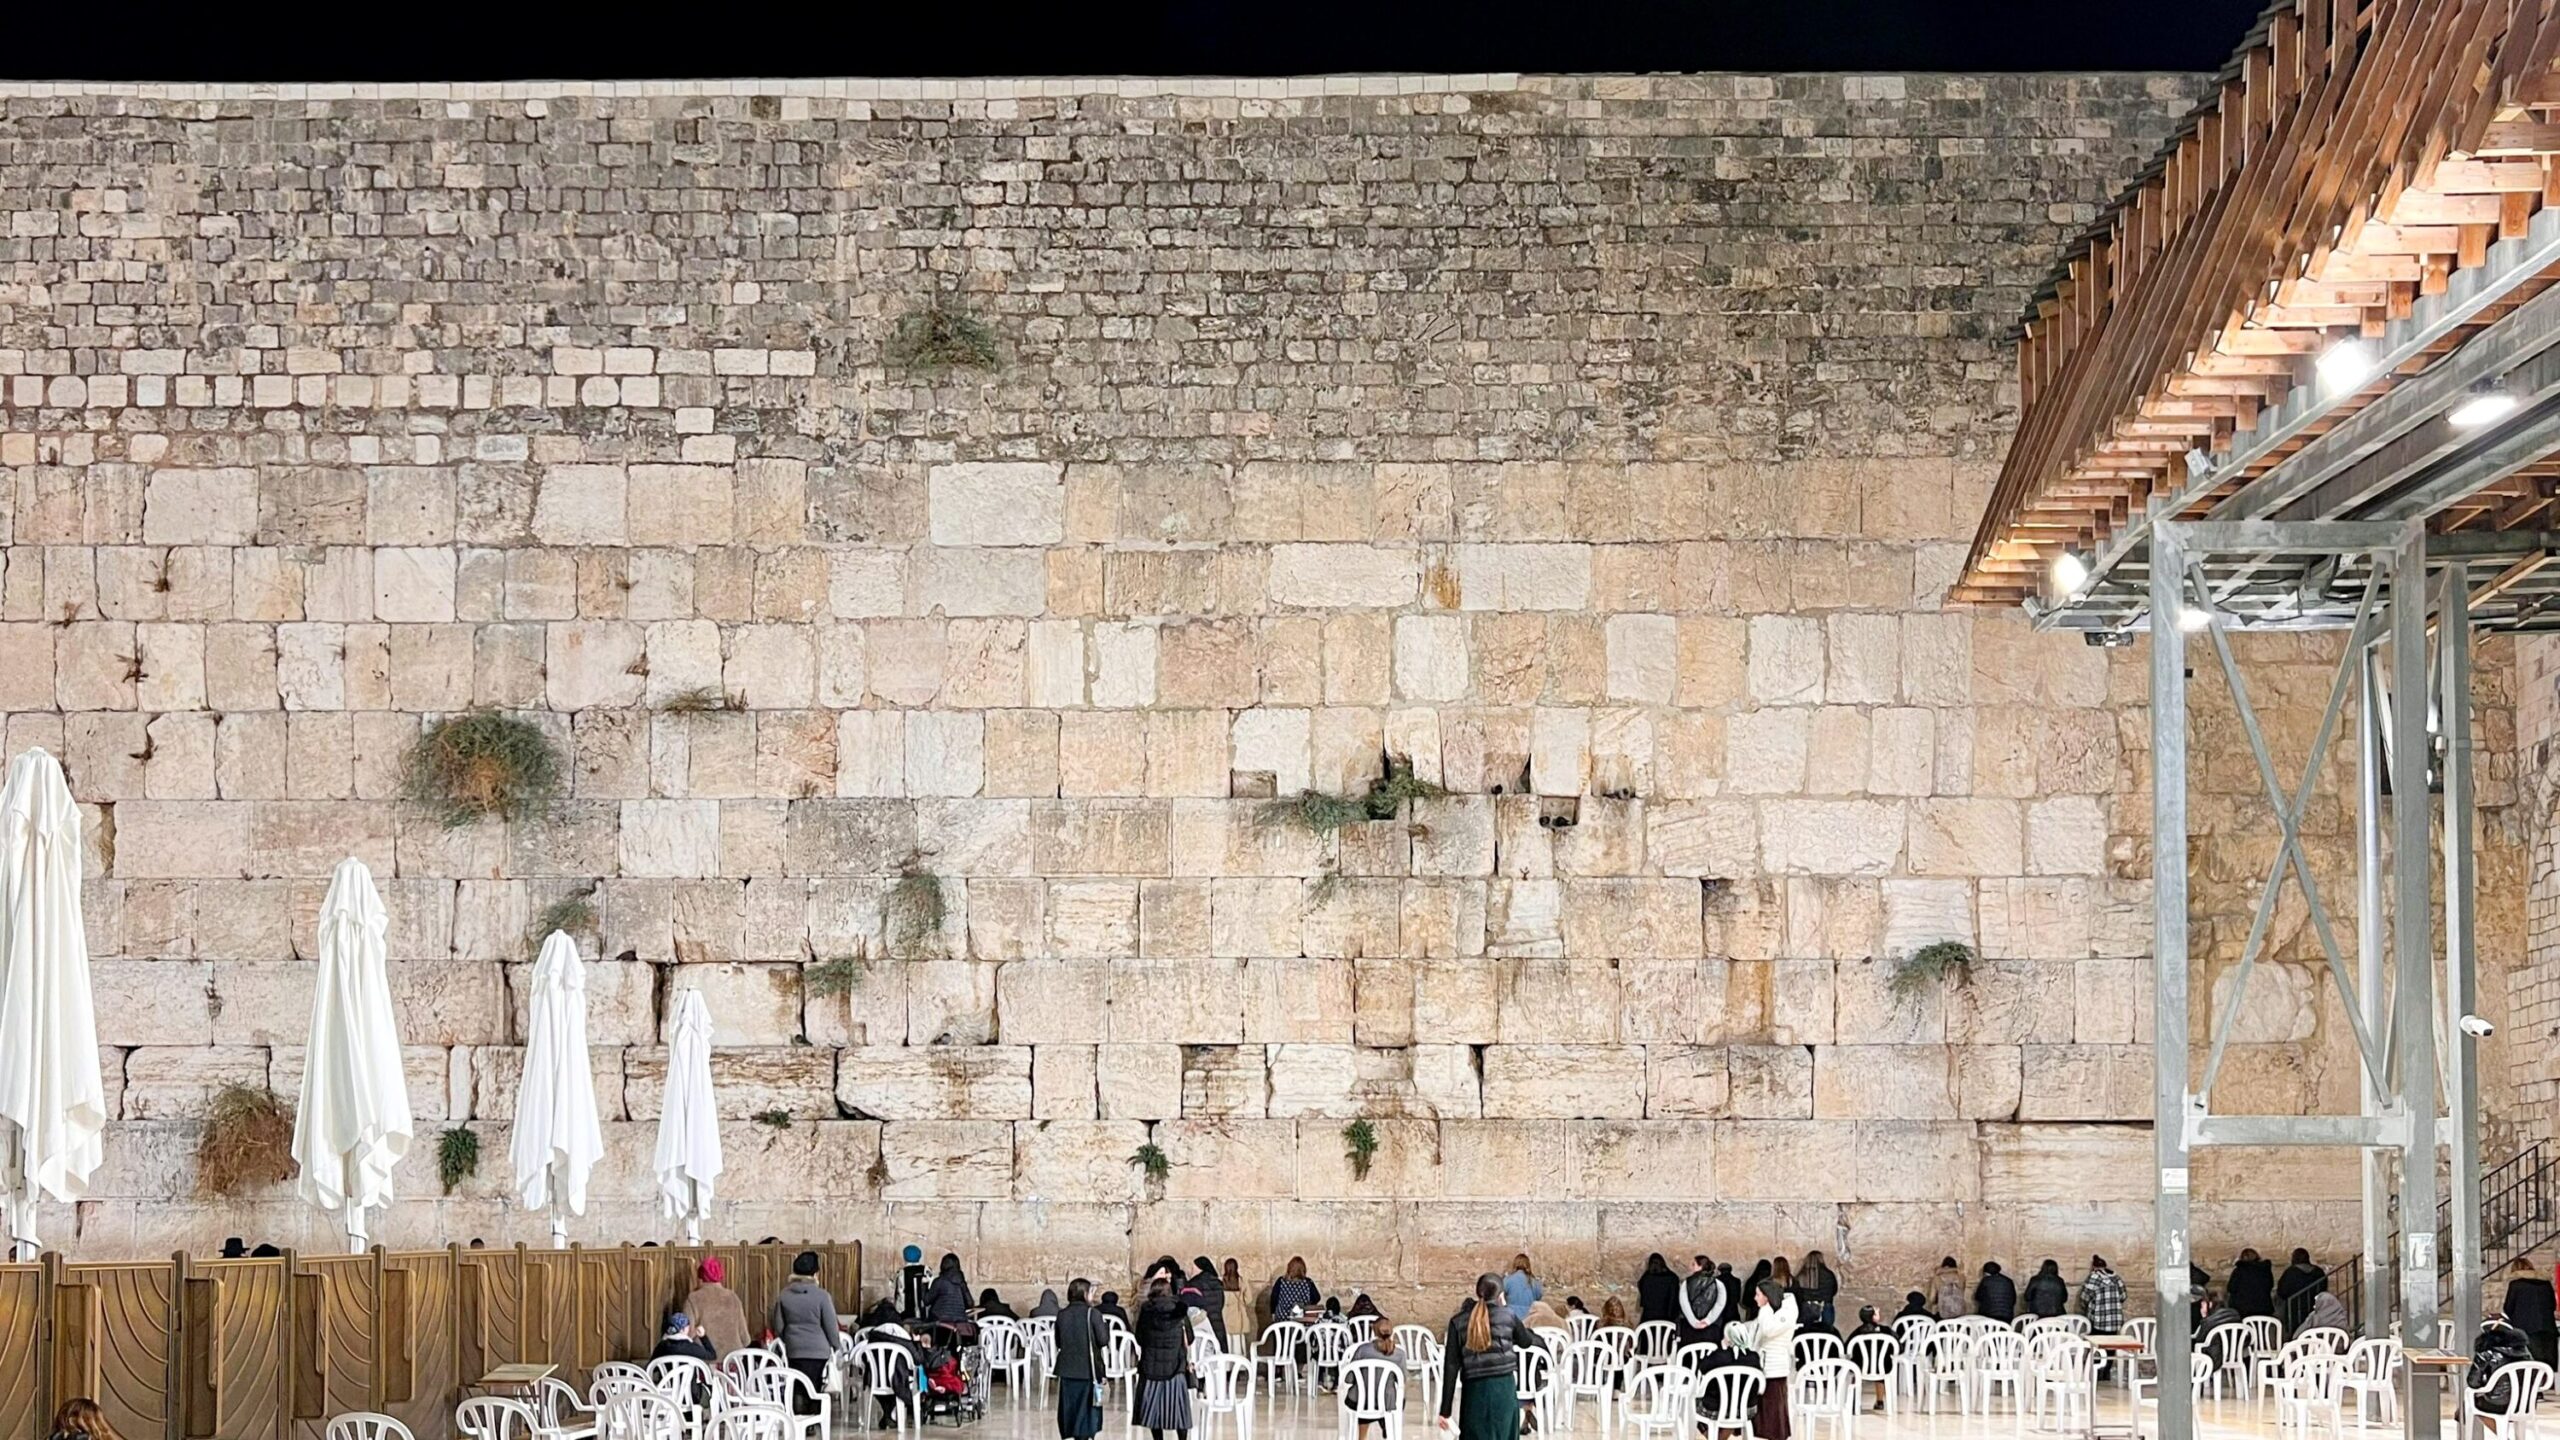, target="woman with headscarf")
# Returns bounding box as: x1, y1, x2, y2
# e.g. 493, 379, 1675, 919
2276, 1249, 2327, 1334
1189, 1257, 1227, 1350
1132, 1276, 1195, 1440
1741, 1260, 1774, 1319
1637, 1254, 1679, 1328
1054, 1279, 1109, 1440
2022, 1260, 2069, 1319
1725, 1278, 1799, 1440
1792, 1252, 1839, 1330
2228, 1248, 2276, 1318
1032, 1288, 1063, 1320
1098, 1291, 1131, 1328
1350, 1293, 1381, 1321
1271, 1256, 1319, 1322
979, 1288, 1019, 1321
682, 1255, 751, 1356
927, 1252, 972, 1328
1894, 1291, 1933, 1323
1438, 1274, 1544, 1440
